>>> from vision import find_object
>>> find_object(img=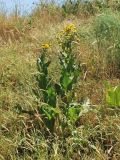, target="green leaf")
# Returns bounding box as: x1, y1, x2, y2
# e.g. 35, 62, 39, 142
106, 84, 120, 107
60, 72, 74, 91
68, 106, 80, 123
46, 86, 57, 107
41, 105, 59, 120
